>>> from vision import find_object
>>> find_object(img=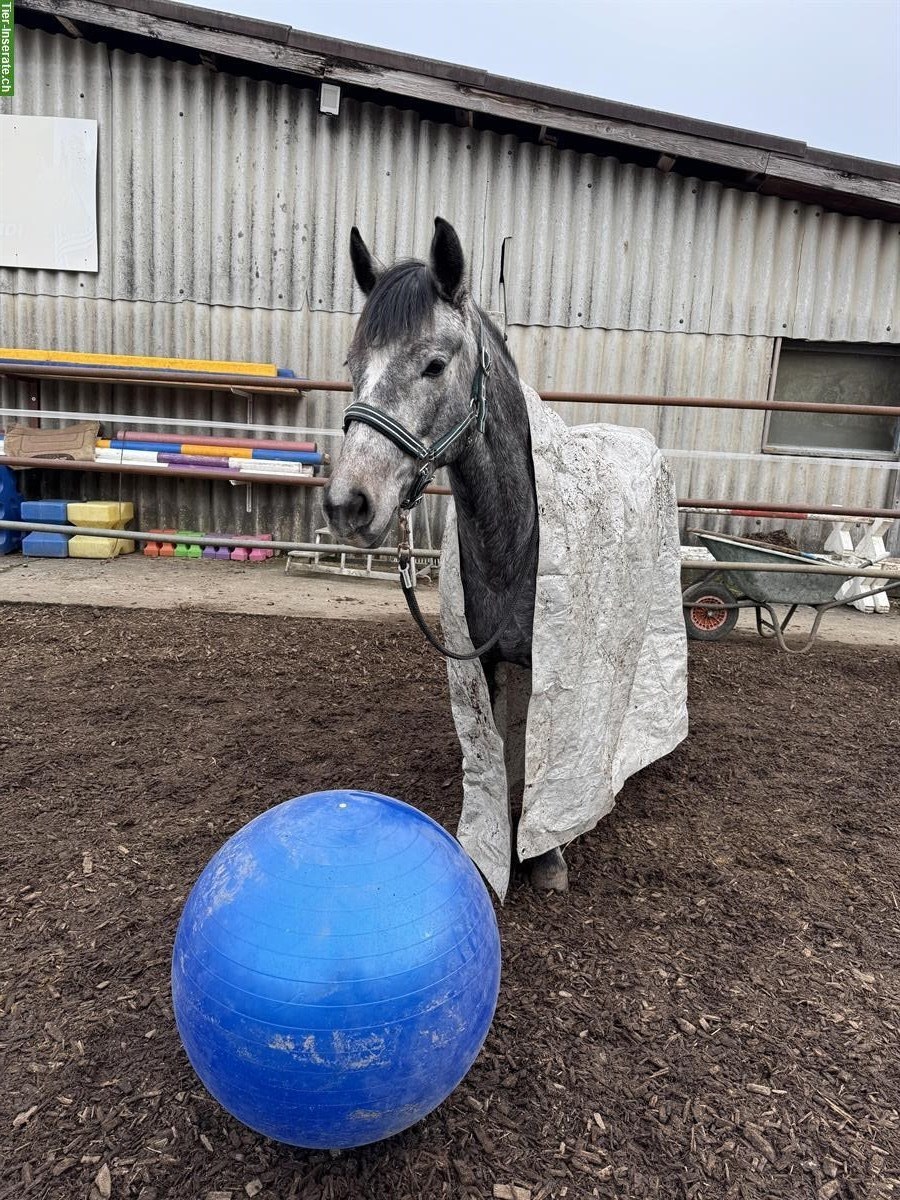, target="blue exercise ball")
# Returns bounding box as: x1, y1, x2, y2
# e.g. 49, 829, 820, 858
171, 789, 501, 1149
